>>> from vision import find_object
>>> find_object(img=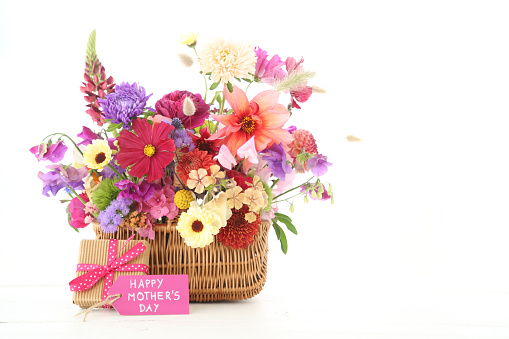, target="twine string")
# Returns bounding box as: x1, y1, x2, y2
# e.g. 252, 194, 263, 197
75, 294, 122, 322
